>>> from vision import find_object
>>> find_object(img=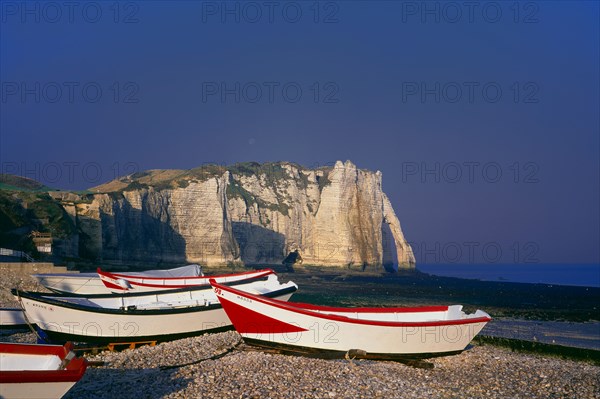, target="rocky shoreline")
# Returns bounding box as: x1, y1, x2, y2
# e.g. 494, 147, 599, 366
1, 270, 599, 398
